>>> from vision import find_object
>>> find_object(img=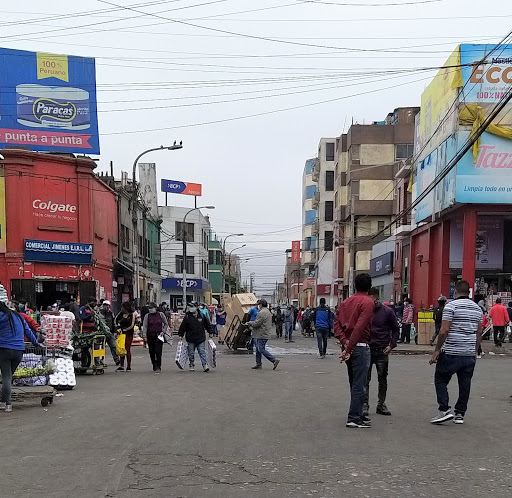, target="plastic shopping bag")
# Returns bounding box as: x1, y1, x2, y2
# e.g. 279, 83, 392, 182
175, 340, 188, 370
116, 333, 127, 356
206, 338, 217, 368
